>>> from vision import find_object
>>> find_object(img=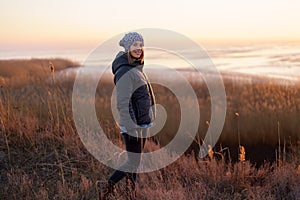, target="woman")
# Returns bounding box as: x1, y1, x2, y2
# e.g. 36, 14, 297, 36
98, 32, 156, 200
